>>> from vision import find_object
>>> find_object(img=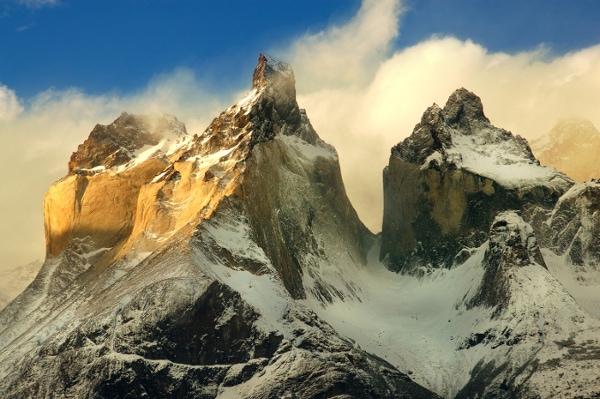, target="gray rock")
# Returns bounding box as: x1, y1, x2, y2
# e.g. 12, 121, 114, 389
381, 88, 572, 273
